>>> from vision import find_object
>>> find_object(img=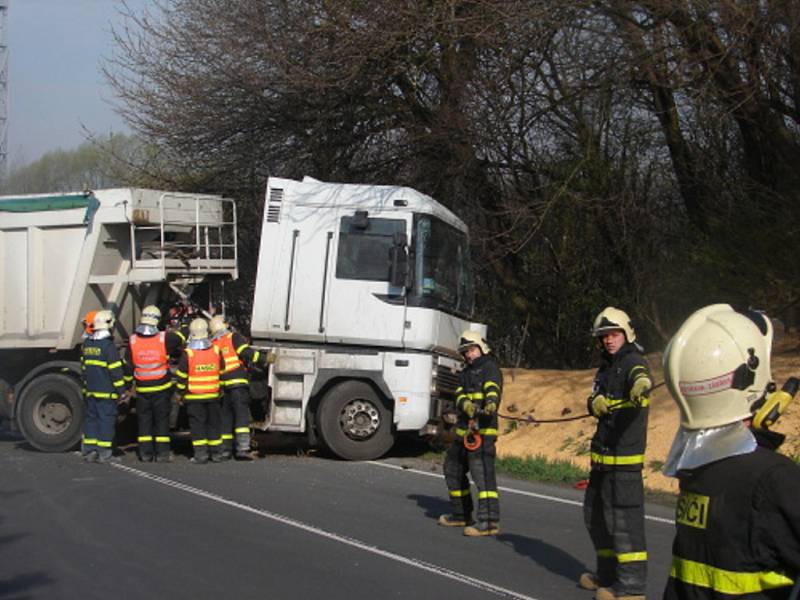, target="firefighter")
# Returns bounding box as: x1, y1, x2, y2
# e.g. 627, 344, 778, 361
209, 315, 275, 461
174, 318, 225, 464
662, 304, 800, 600
580, 307, 651, 600
438, 330, 502, 537
80, 309, 129, 464
125, 305, 184, 462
